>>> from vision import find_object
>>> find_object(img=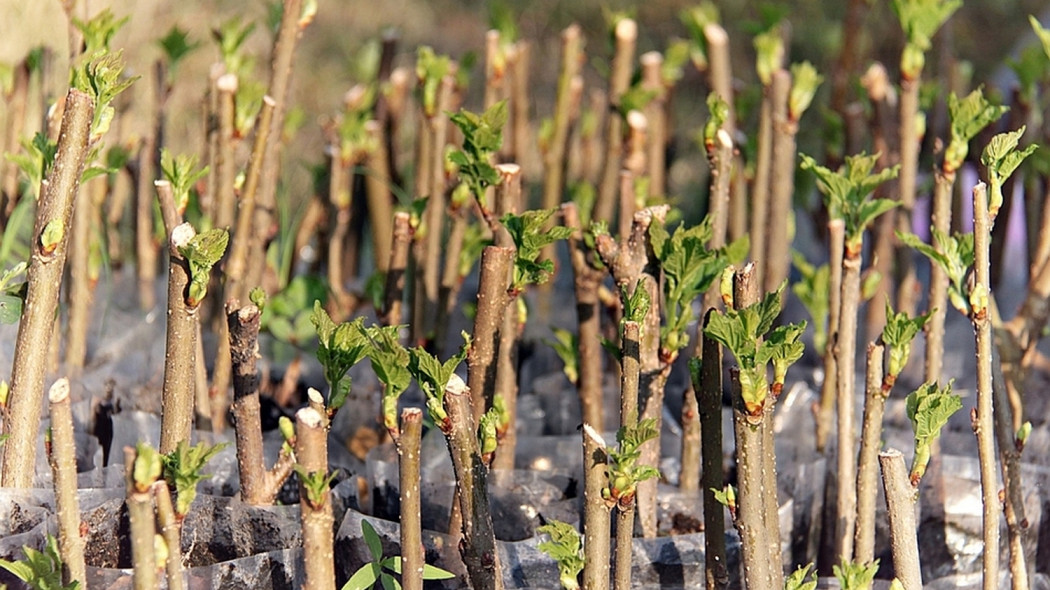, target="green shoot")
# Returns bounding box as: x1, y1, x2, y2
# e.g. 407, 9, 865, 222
5, 132, 57, 200
702, 92, 729, 152
711, 484, 736, 519
279, 415, 296, 455
294, 464, 337, 510
501, 209, 574, 292
753, 27, 784, 87
679, 2, 720, 70
620, 280, 651, 327
786, 563, 818, 590
898, 229, 974, 315
704, 284, 805, 417
72, 8, 129, 55
478, 406, 501, 463
0, 261, 27, 324
157, 25, 201, 78
359, 323, 411, 440
311, 302, 370, 415
407, 333, 471, 428
890, 0, 961, 79
416, 46, 451, 117
649, 217, 734, 359
944, 88, 1008, 174
603, 418, 661, 510
1016, 421, 1032, 452
982, 127, 1038, 219
161, 149, 210, 214
906, 380, 962, 486
235, 80, 266, 138
800, 152, 899, 256
343, 519, 455, 590
70, 50, 137, 143
881, 303, 931, 390
162, 440, 228, 517
0, 535, 80, 590
791, 252, 830, 355
788, 61, 823, 121
260, 276, 326, 346
132, 442, 163, 493
661, 39, 691, 86
833, 558, 880, 590
545, 328, 580, 385
176, 228, 229, 308
448, 100, 507, 207
537, 519, 585, 590
213, 18, 257, 78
